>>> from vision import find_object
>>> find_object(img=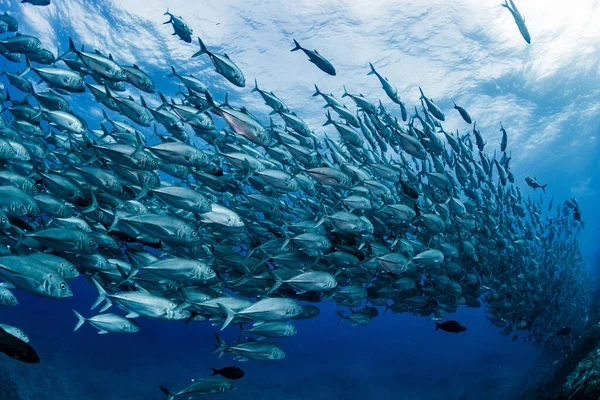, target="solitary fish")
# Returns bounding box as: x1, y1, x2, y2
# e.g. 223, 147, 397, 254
0, 326, 40, 363
502, 0, 531, 44
291, 39, 336, 76
525, 176, 547, 193
434, 320, 467, 333
210, 366, 245, 380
